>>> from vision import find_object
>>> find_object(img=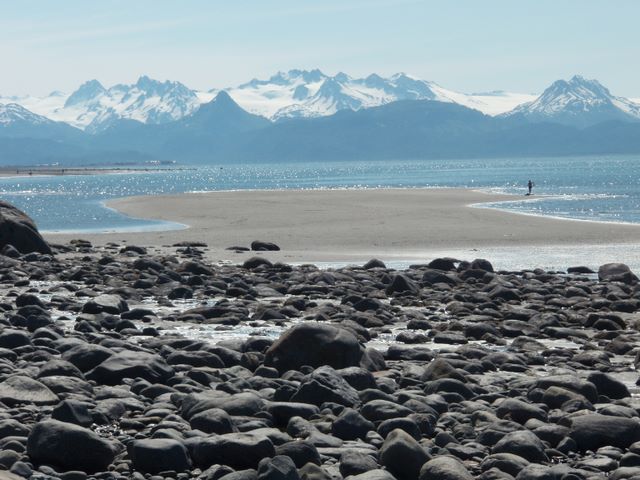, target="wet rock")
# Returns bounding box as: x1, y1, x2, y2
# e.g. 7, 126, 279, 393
82, 294, 128, 315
